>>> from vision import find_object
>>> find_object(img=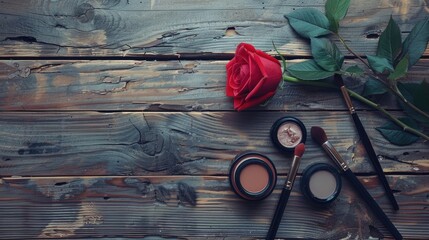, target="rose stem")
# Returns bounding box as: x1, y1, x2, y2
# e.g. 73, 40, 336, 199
336, 33, 429, 122
282, 75, 429, 141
